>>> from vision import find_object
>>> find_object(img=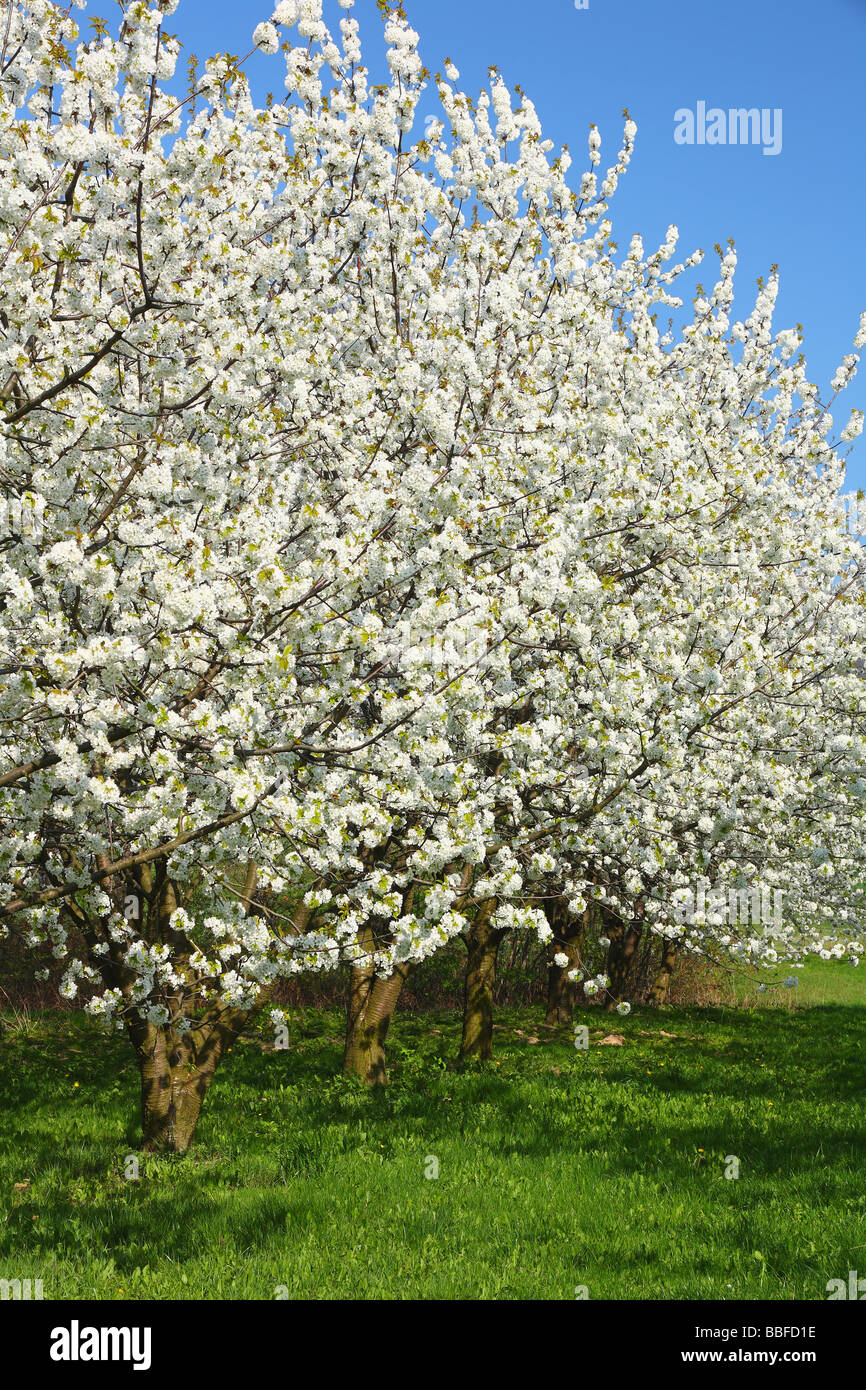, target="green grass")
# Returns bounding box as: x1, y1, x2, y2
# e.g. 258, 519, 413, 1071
1, 969, 865, 1300
715, 955, 866, 1009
